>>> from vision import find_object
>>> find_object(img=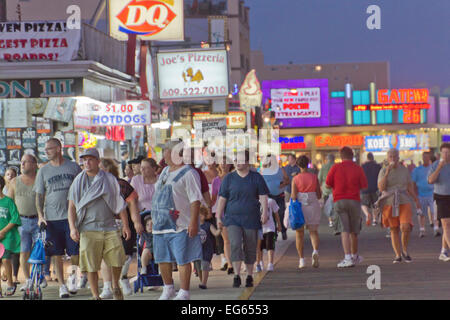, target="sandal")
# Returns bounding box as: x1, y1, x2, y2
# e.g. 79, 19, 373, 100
6, 285, 16, 296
